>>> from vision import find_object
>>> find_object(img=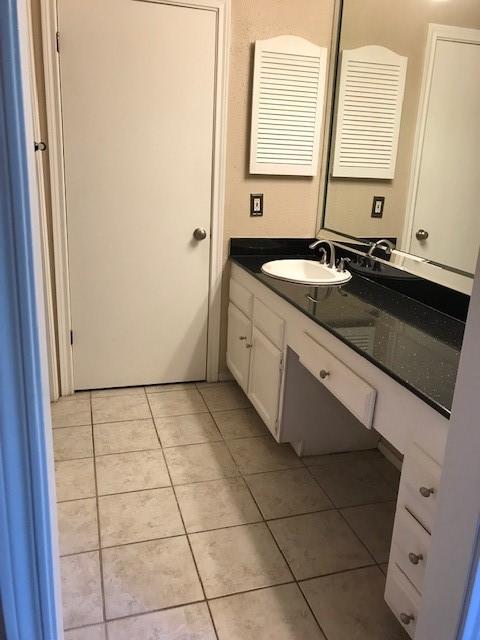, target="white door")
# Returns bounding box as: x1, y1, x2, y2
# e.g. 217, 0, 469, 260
58, 0, 216, 389
248, 327, 283, 437
409, 37, 480, 274
226, 303, 252, 392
